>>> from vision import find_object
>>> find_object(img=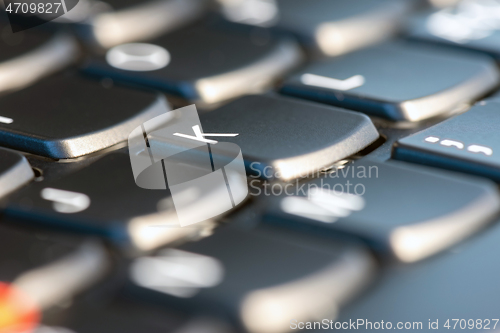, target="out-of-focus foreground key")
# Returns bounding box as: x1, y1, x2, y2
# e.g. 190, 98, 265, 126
331, 222, 500, 333
0, 22, 78, 94
0, 74, 168, 159
175, 94, 378, 181
0, 148, 33, 199
4, 153, 217, 252
83, 23, 303, 104
394, 99, 500, 182
281, 42, 499, 122
124, 227, 376, 333
218, 0, 416, 57
263, 160, 500, 262
0, 223, 108, 333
